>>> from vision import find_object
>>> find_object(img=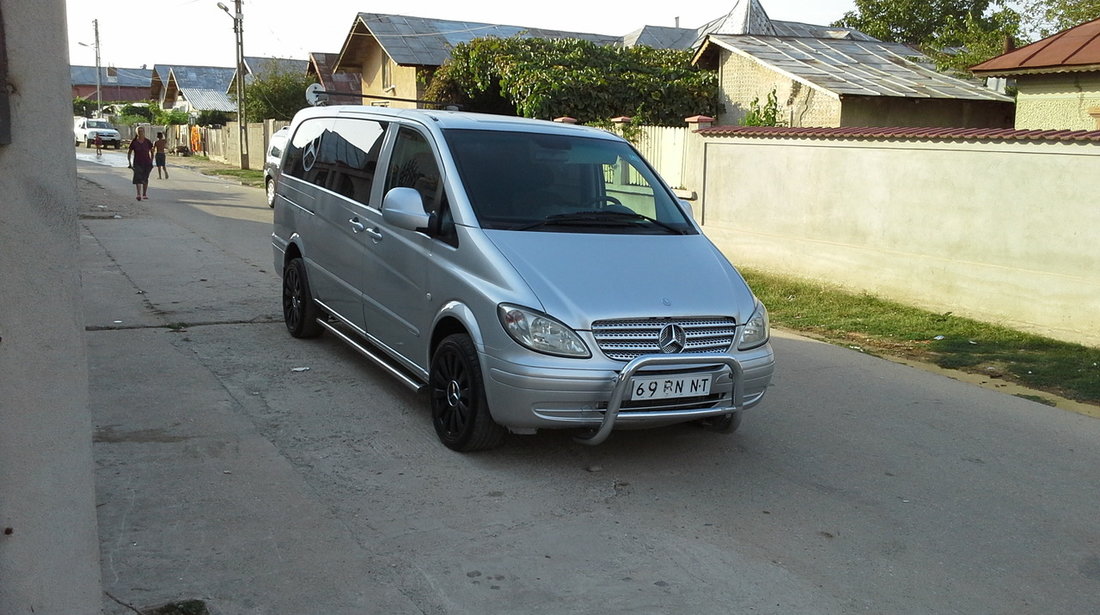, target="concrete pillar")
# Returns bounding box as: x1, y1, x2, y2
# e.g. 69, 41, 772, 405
0, 1, 103, 613
1090, 107, 1100, 130
682, 116, 715, 224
